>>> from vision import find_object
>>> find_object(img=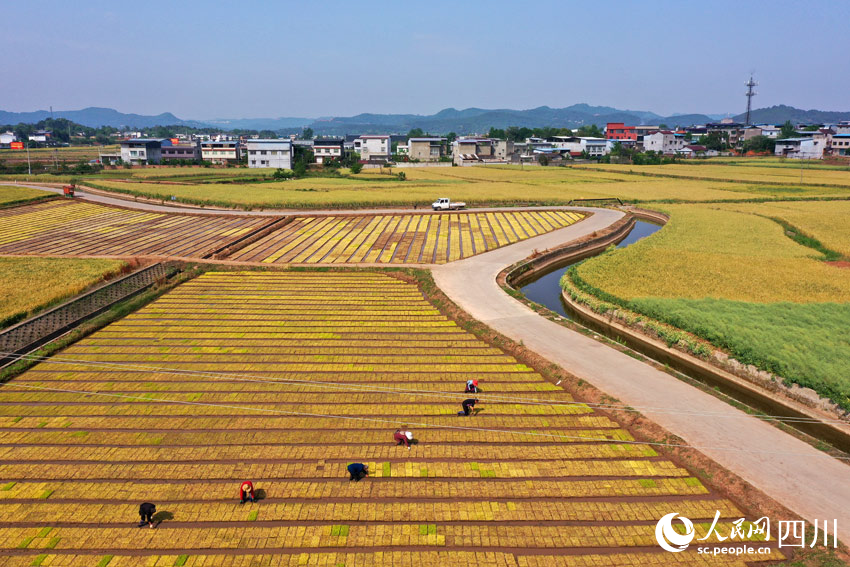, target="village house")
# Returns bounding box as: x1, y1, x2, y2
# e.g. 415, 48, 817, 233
160, 140, 201, 162
643, 130, 686, 154
774, 137, 824, 159
407, 137, 447, 161
201, 140, 242, 164
119, 138, 170, 165
246, 139, 293, 169
313, 138, 345, 164
355, 135, 391, 162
